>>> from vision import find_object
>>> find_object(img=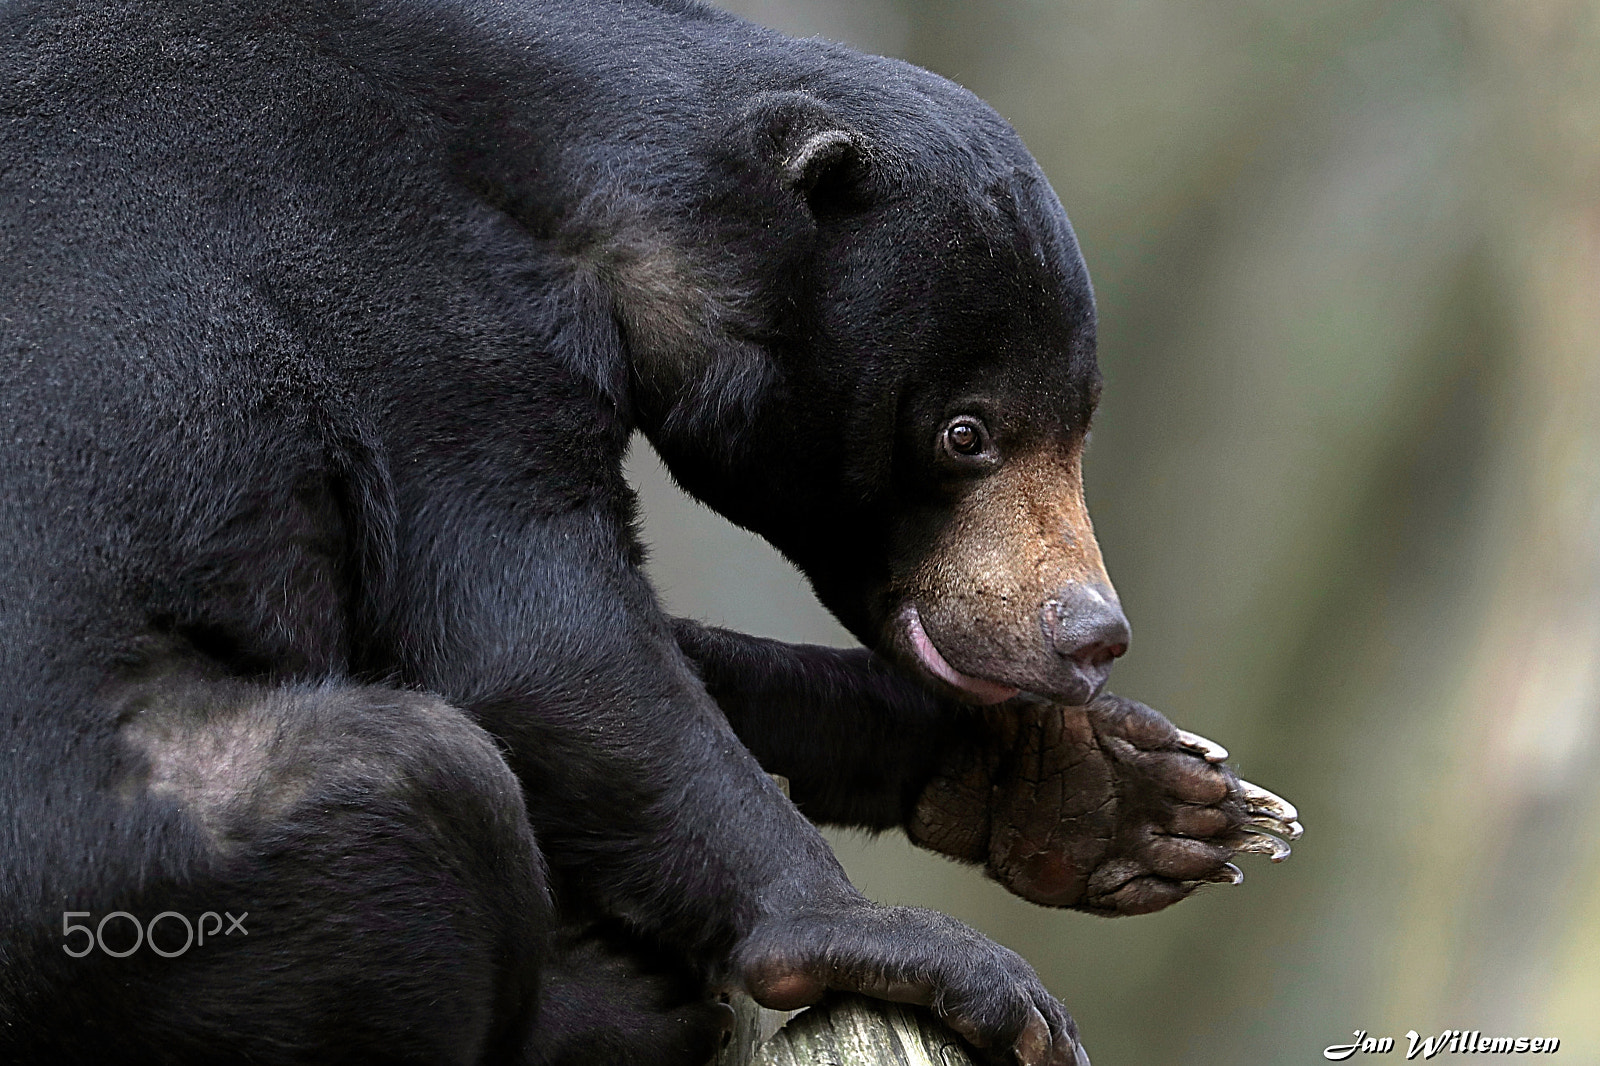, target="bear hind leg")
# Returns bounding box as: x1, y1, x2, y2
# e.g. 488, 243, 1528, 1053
19, 679, 549, 1066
